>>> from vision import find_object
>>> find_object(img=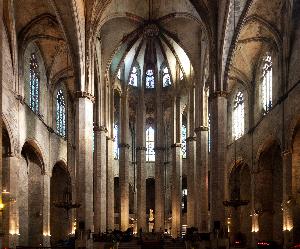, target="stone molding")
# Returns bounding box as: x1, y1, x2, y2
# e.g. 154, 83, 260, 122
119, 143, 130, 149
195, 126, 209, 133
186, 136, 197, 142
75, 91, 95, 103
107, 136, 114, 141
154, 146, 165, 151
136, 146, 147, 151
47, 126, 54, 133
94, 124, 108, 133
209, 91, 228, 99
171, 143, 181, 148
